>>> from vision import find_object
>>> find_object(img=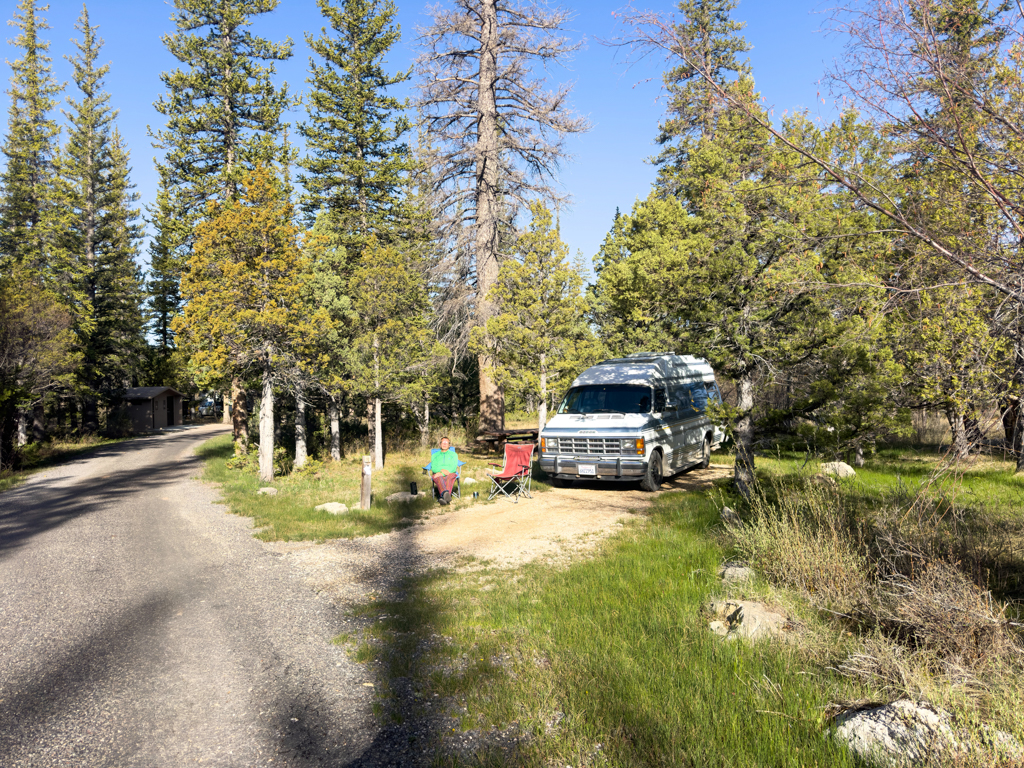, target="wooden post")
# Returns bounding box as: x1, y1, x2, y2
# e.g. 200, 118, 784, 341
360, 455, 372, 510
